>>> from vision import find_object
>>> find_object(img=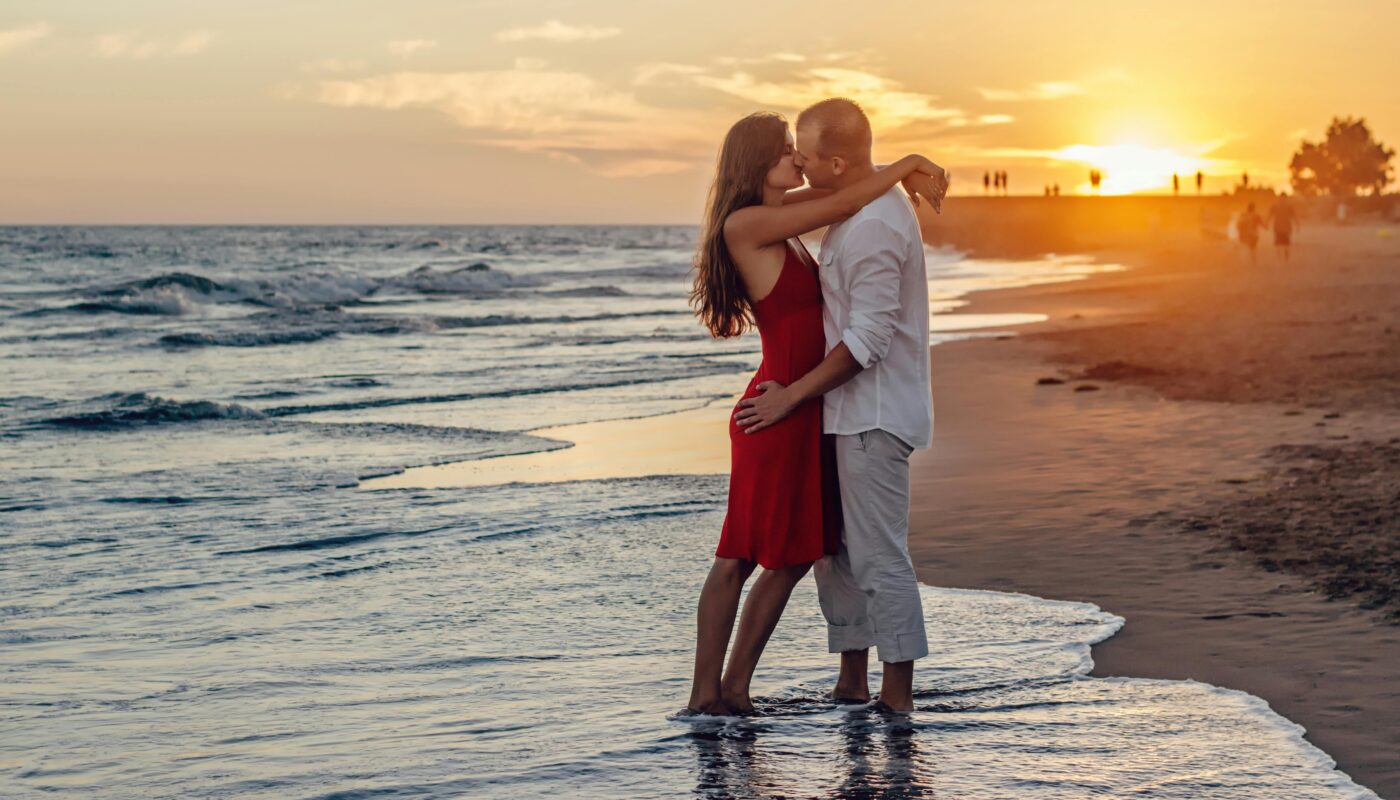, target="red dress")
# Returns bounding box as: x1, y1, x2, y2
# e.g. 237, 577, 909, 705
716, 240, 841, 569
